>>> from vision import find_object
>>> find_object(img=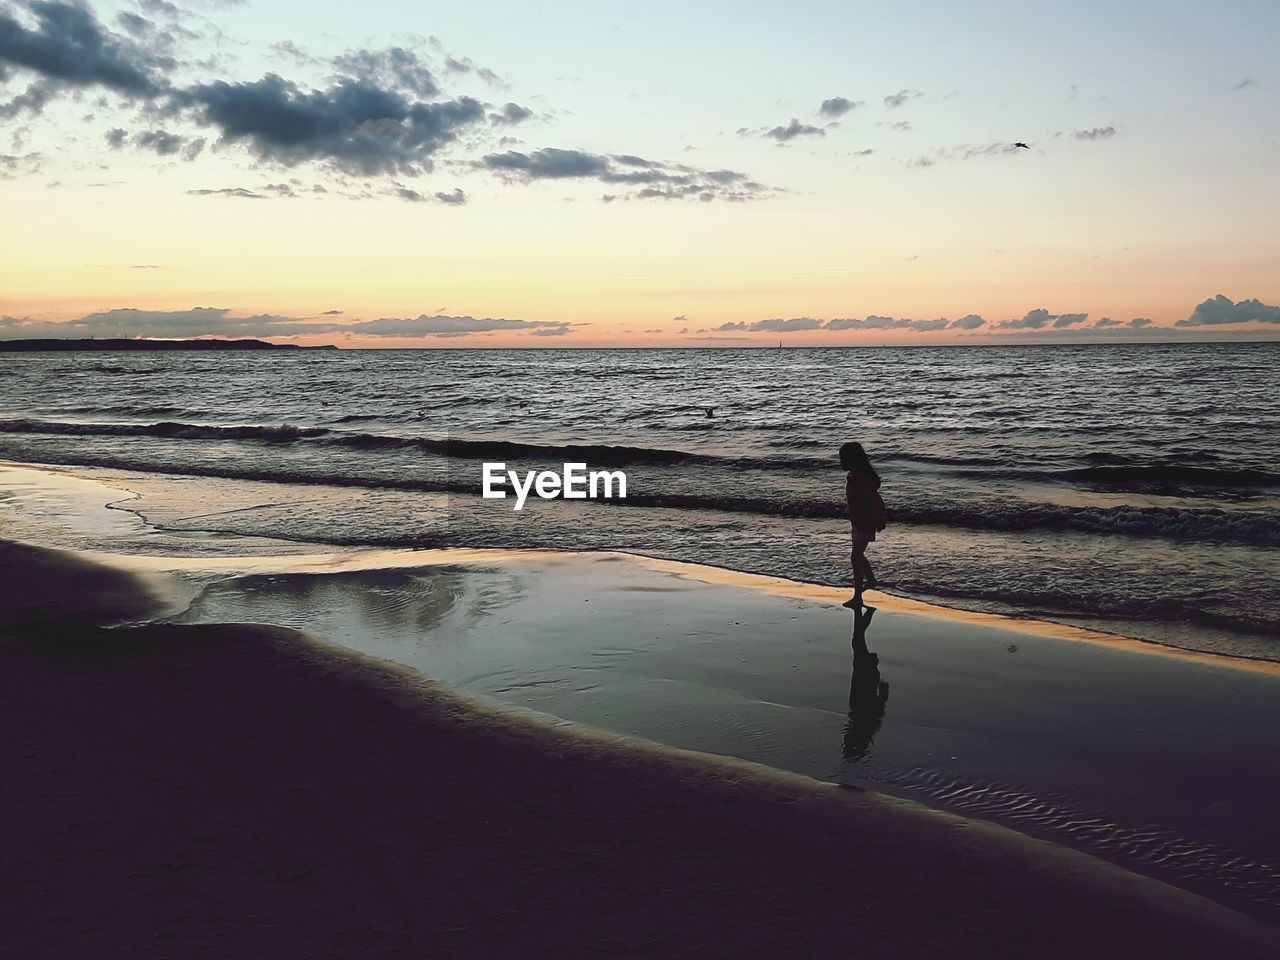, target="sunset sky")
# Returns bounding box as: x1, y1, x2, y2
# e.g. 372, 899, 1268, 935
2, 0, 1278, 346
